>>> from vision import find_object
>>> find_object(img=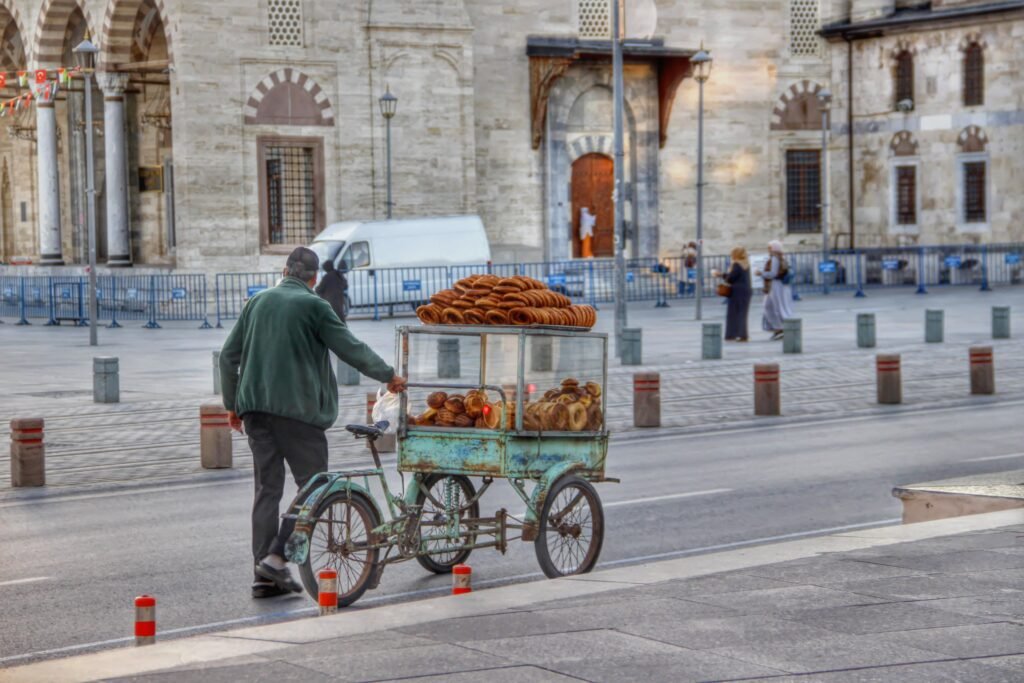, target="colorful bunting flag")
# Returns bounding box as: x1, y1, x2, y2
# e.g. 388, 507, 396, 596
34, 69, 47, 85
17, 71, 26, 87
0, 74, 5, 89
